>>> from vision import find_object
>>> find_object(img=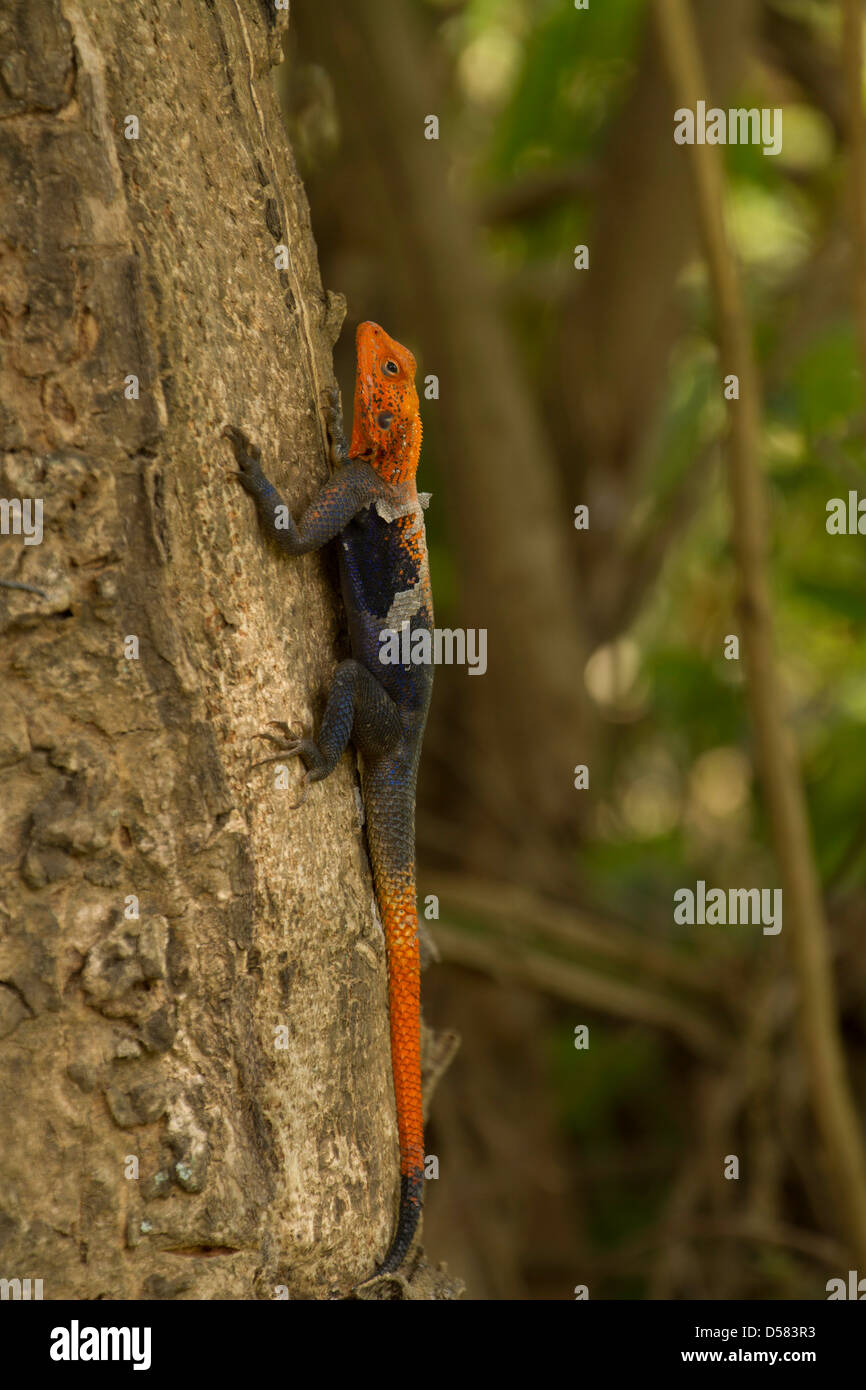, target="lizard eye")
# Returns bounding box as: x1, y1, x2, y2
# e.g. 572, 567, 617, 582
377, 411, 394, 429
383, 359, 399, 376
